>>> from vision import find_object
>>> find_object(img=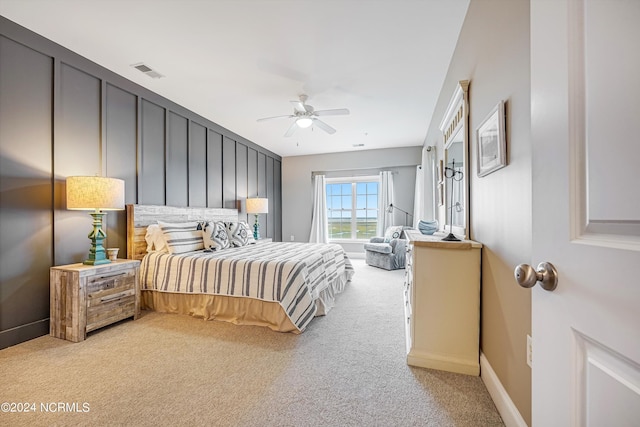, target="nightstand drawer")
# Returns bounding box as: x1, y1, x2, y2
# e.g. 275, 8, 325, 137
86, 270, 136, 332
86, 294, 136, 332
86, 270, 136, 303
